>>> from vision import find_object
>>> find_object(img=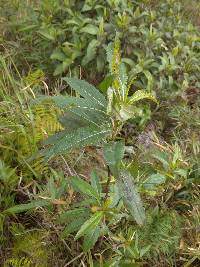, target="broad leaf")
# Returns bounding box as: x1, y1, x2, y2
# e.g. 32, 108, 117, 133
57, 208, 90, 223
63, 78, 107, 108
82, 39, 100, 66
143, 173, 166, 190
44, 125, 111, 157
103, 141, 125, 175
116, 170, 145, 225
80, 24, 99, 35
